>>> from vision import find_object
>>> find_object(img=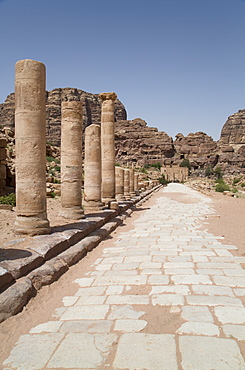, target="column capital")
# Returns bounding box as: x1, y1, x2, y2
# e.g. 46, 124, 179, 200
99, 92, 117, 101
